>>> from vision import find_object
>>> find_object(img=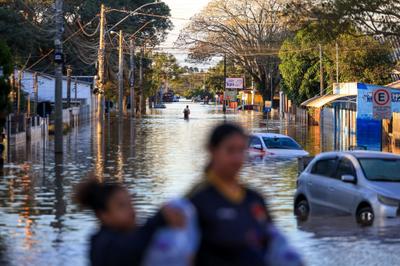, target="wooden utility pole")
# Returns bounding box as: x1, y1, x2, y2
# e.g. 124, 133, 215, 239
67, 66, 72, 108
33, 72, 38, 115
129, 38, 135, 117
139, 47, 144, 115
118, 30, 124, 118
17, 70, 22, 114
319, 44, 324, 96
336, 42, 339, 84
74, 78, 77, 101
97, 4, 106, 118
54, 0, 64, 154
27, 94, 31, 117
223, 54, 227, 113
